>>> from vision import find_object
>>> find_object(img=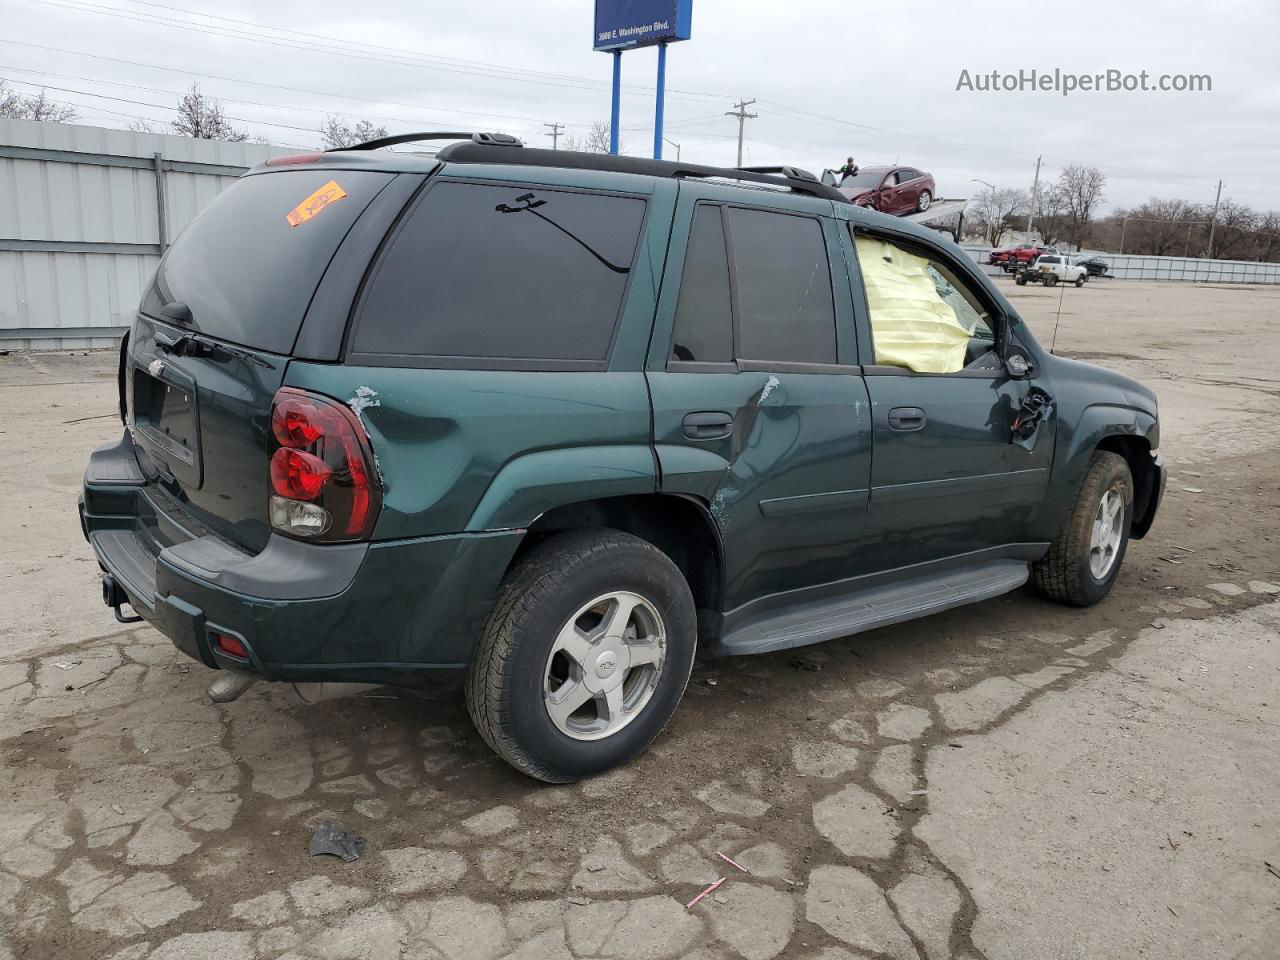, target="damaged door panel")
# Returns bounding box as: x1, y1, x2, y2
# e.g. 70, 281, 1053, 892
647, 185, 873, 609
